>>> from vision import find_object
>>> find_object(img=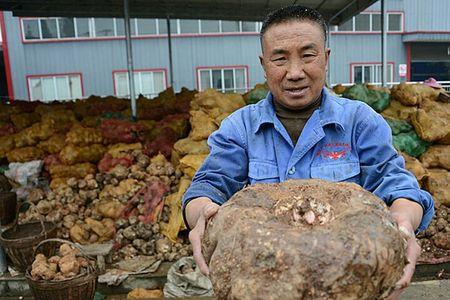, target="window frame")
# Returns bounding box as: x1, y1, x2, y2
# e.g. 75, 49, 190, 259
350, 62, 395, 84
112, 68, 168, 99
196, 65, 249, 93
20, 16, 262, 43
333, 11, 404, 33
26, 72, 84, 101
